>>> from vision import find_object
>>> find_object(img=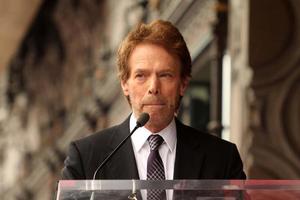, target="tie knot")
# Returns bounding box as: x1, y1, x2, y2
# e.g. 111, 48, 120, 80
148, 135, 164, 151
